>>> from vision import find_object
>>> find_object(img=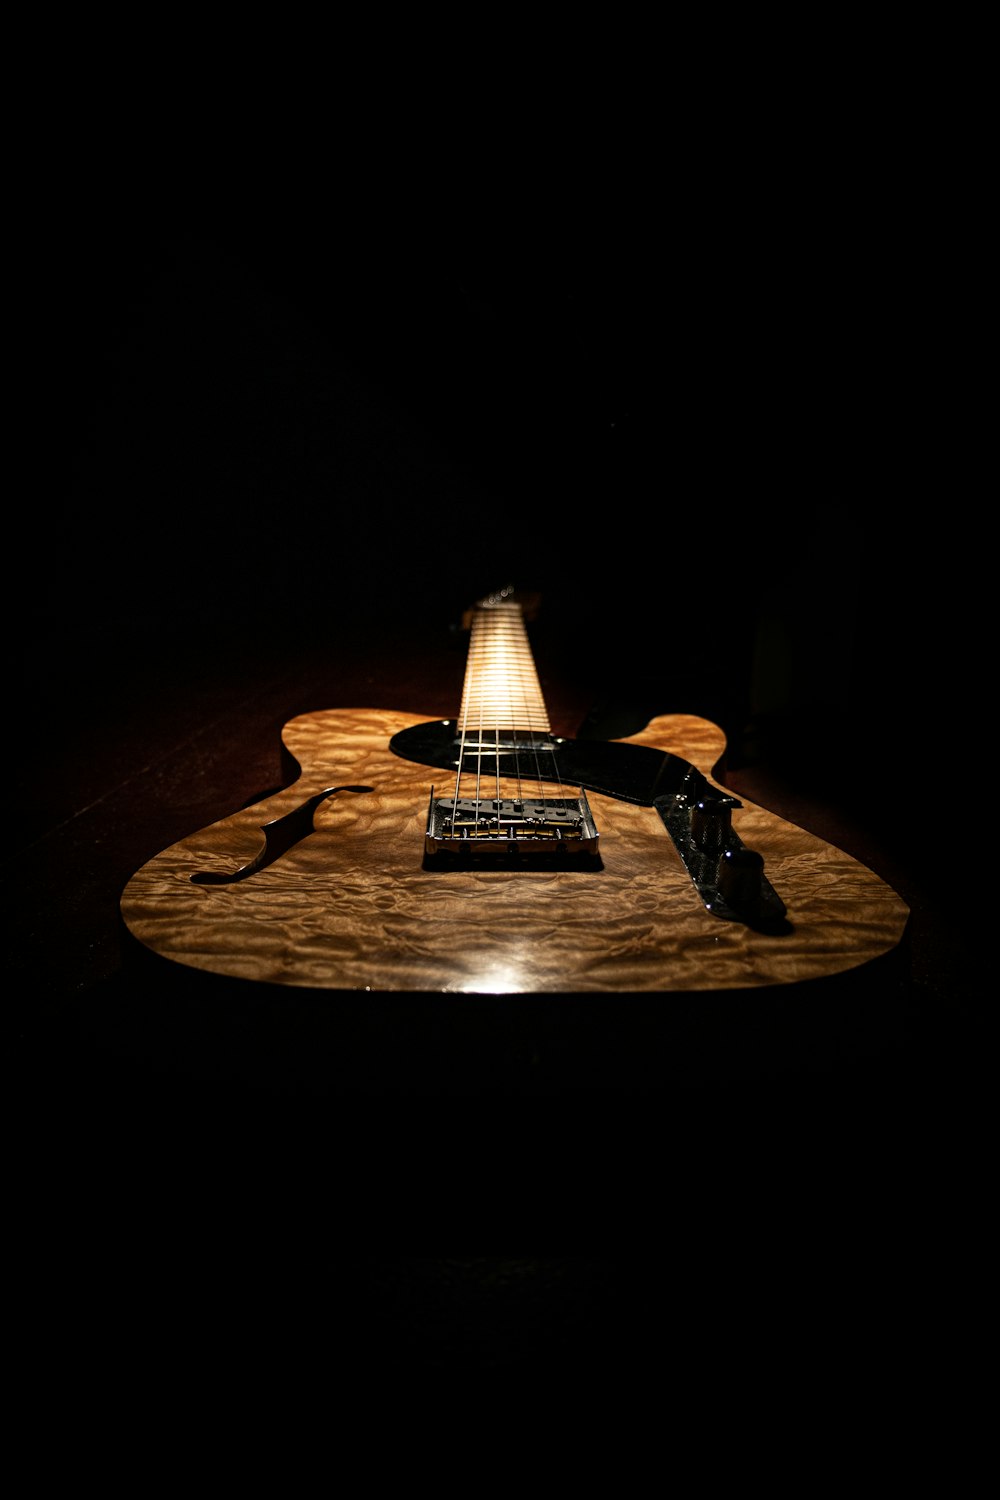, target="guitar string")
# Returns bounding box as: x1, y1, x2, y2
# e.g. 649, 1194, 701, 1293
505, 606, 565, 813
453, 600, 573, 843
486, 604, 521, 836
460, 602, 561, 836
455, 604, 507, 839
509, 600, 577, 825
457, 606, 501, 839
